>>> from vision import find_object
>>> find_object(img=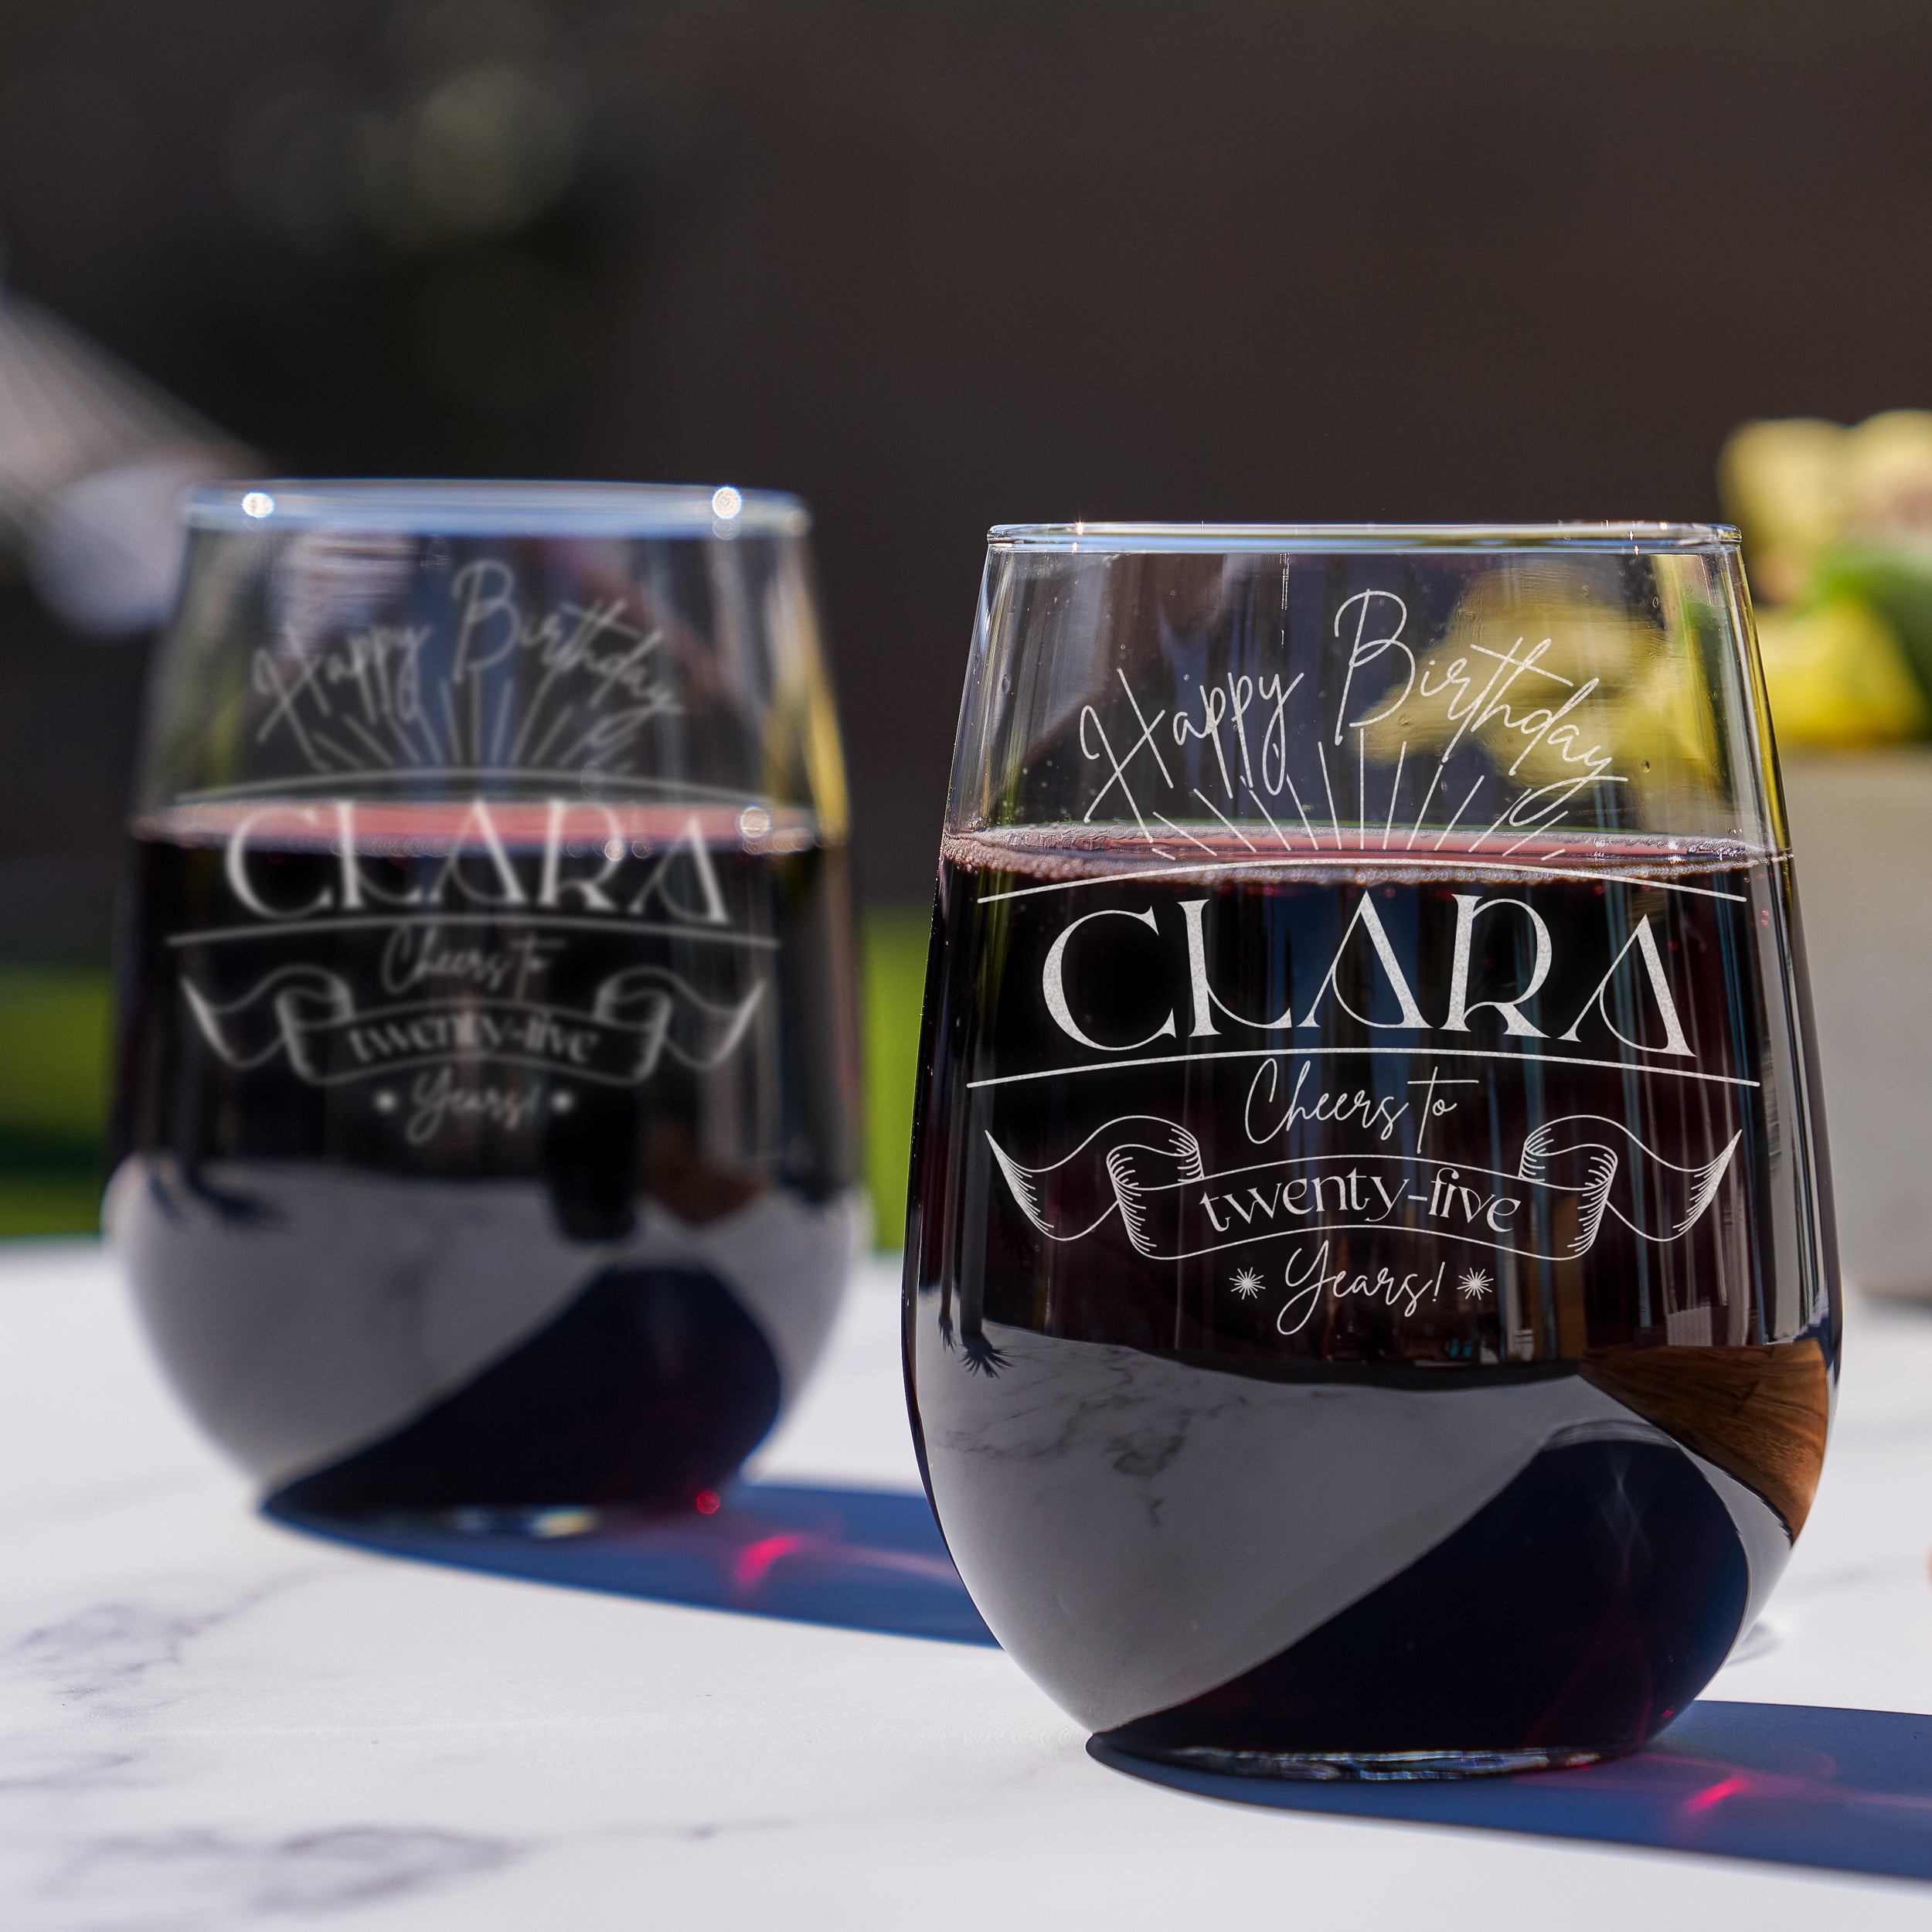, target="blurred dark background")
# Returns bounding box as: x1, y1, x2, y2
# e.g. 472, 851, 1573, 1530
2, 0, 1929, 1232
